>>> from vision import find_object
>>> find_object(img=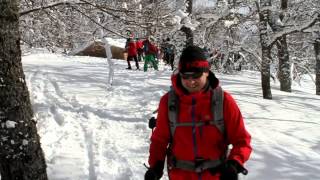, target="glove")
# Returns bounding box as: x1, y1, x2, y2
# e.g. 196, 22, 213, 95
144, 161, 164, 180
220, 160, 239, 180
208, 160, 247, 180
145, 169, 160, 180
220, 160, 248, 180
148, 117, 157, 129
